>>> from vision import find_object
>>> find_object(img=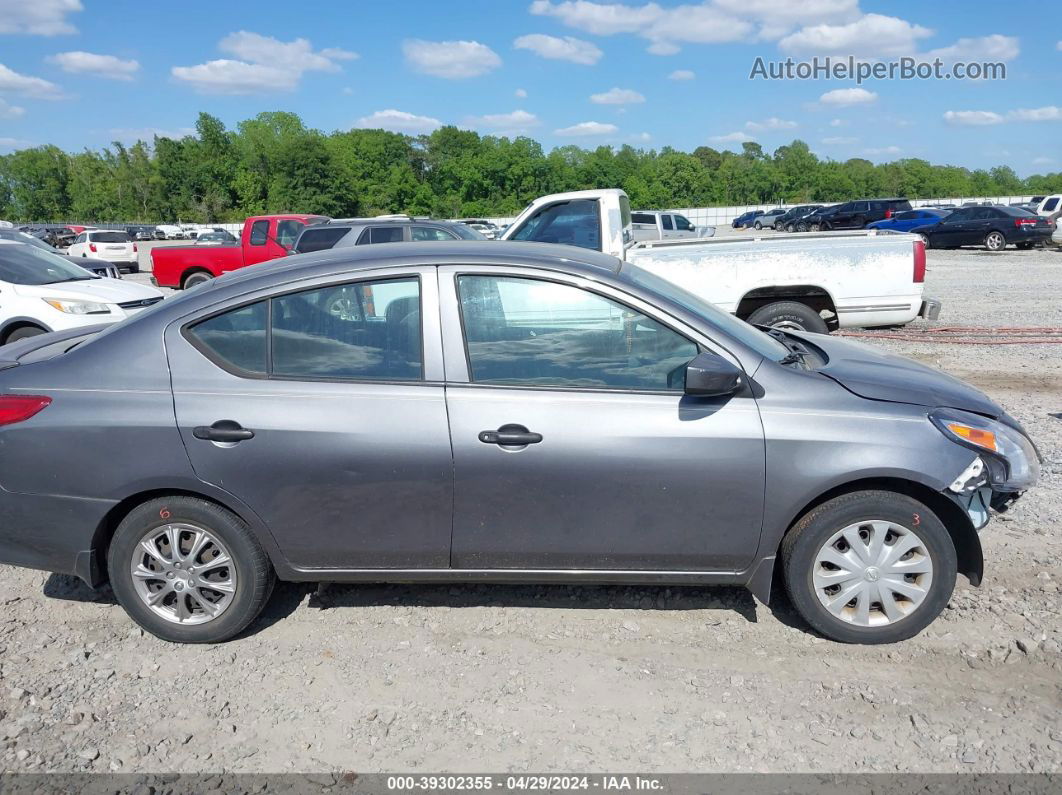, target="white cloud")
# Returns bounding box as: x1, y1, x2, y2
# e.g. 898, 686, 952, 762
1008, 106, 1062, 122
173, 32, 356, 94
590, 87, 645, 105
530, 0, 753, 54
466, 109, 540, 135
355, 109, 442, 134
925, 34, 1019, 63
714, 0, 861, 40
0, 98, 26, 118
0, 137, 33, 150
829, 118, 847, 127
745, 117, 797, 131
219, 31, 357, 72
514, 33, 602, 65
554, 121, 618, 137
863, 145, 901, 156
109, 126, 195, 142
403, 40, 501, 78
0, 0, 81, 35
0, 63, 63, 98
943, 110, 1004, 126
48, 51, 140, 80
1032, 156, 1055, 166
709, 131, 756, 143
515, 88, 528, 98
819, 87, 877, 106
631, 132, 651, 141
668, 69, 695, 80
821, 136, 857, 145
780, 13, 932, 57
